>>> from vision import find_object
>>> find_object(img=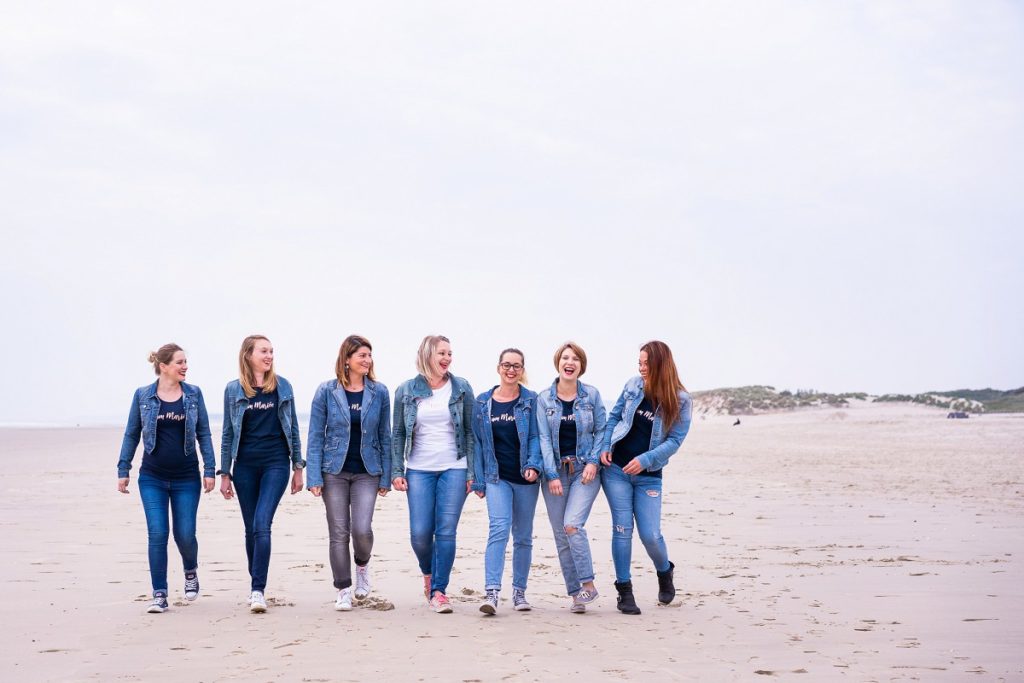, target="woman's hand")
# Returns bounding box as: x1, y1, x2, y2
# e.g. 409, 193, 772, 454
581, 463, 598, 484
622, 458, 644, 475
600, 451, 612, 466
466, 480, 476, 496
290, 469, 304, 495
377, 487, 389, 497
392, 477, 408, 492
203, 477, 215, 493
523, 468, 539, 483
547, 478, 563, 496
309, 485, 322, 497
118, 477, 130, 494
220, 475, 234, 500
